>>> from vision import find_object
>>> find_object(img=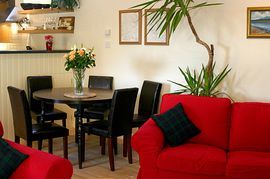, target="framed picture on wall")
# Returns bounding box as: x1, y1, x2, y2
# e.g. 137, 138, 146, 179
119, 9, 142, 45
247, 7, 270, 38
58, 16, 75, 30
144, 9, 169, 45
